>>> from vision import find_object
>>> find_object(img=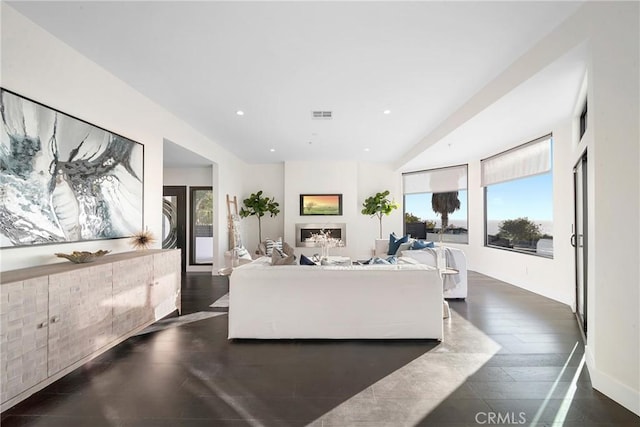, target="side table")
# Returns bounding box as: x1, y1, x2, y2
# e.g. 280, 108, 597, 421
440, 268, 459, 319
